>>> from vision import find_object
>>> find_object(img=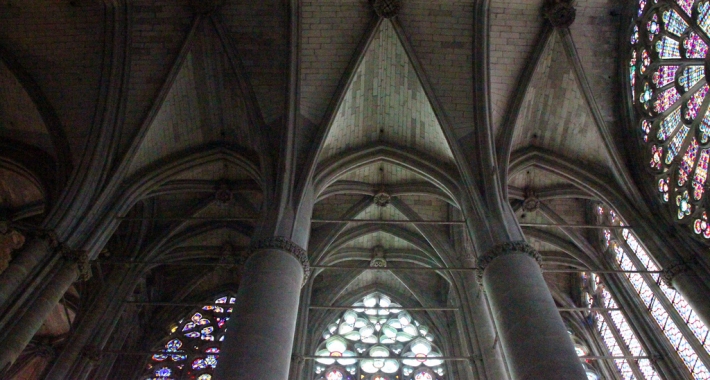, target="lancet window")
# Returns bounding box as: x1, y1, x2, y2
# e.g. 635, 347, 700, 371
313, 293, 447, 380
630, 0, 710, 239
593, 205, 710, 378
140, 295, 235, 380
